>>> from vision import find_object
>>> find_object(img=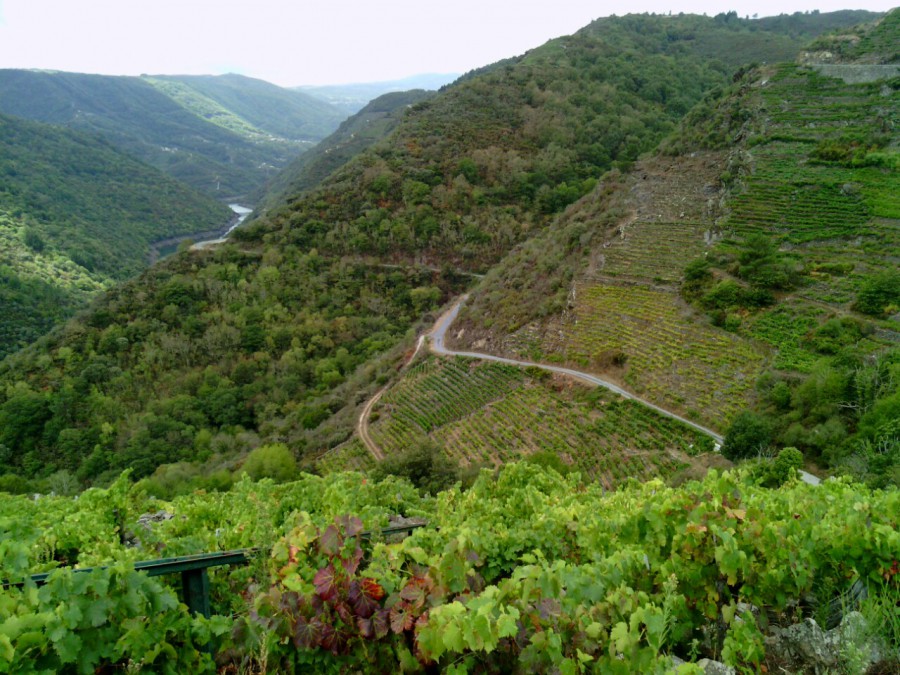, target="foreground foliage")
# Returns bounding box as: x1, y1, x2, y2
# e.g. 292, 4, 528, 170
0, 464, 897, 672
